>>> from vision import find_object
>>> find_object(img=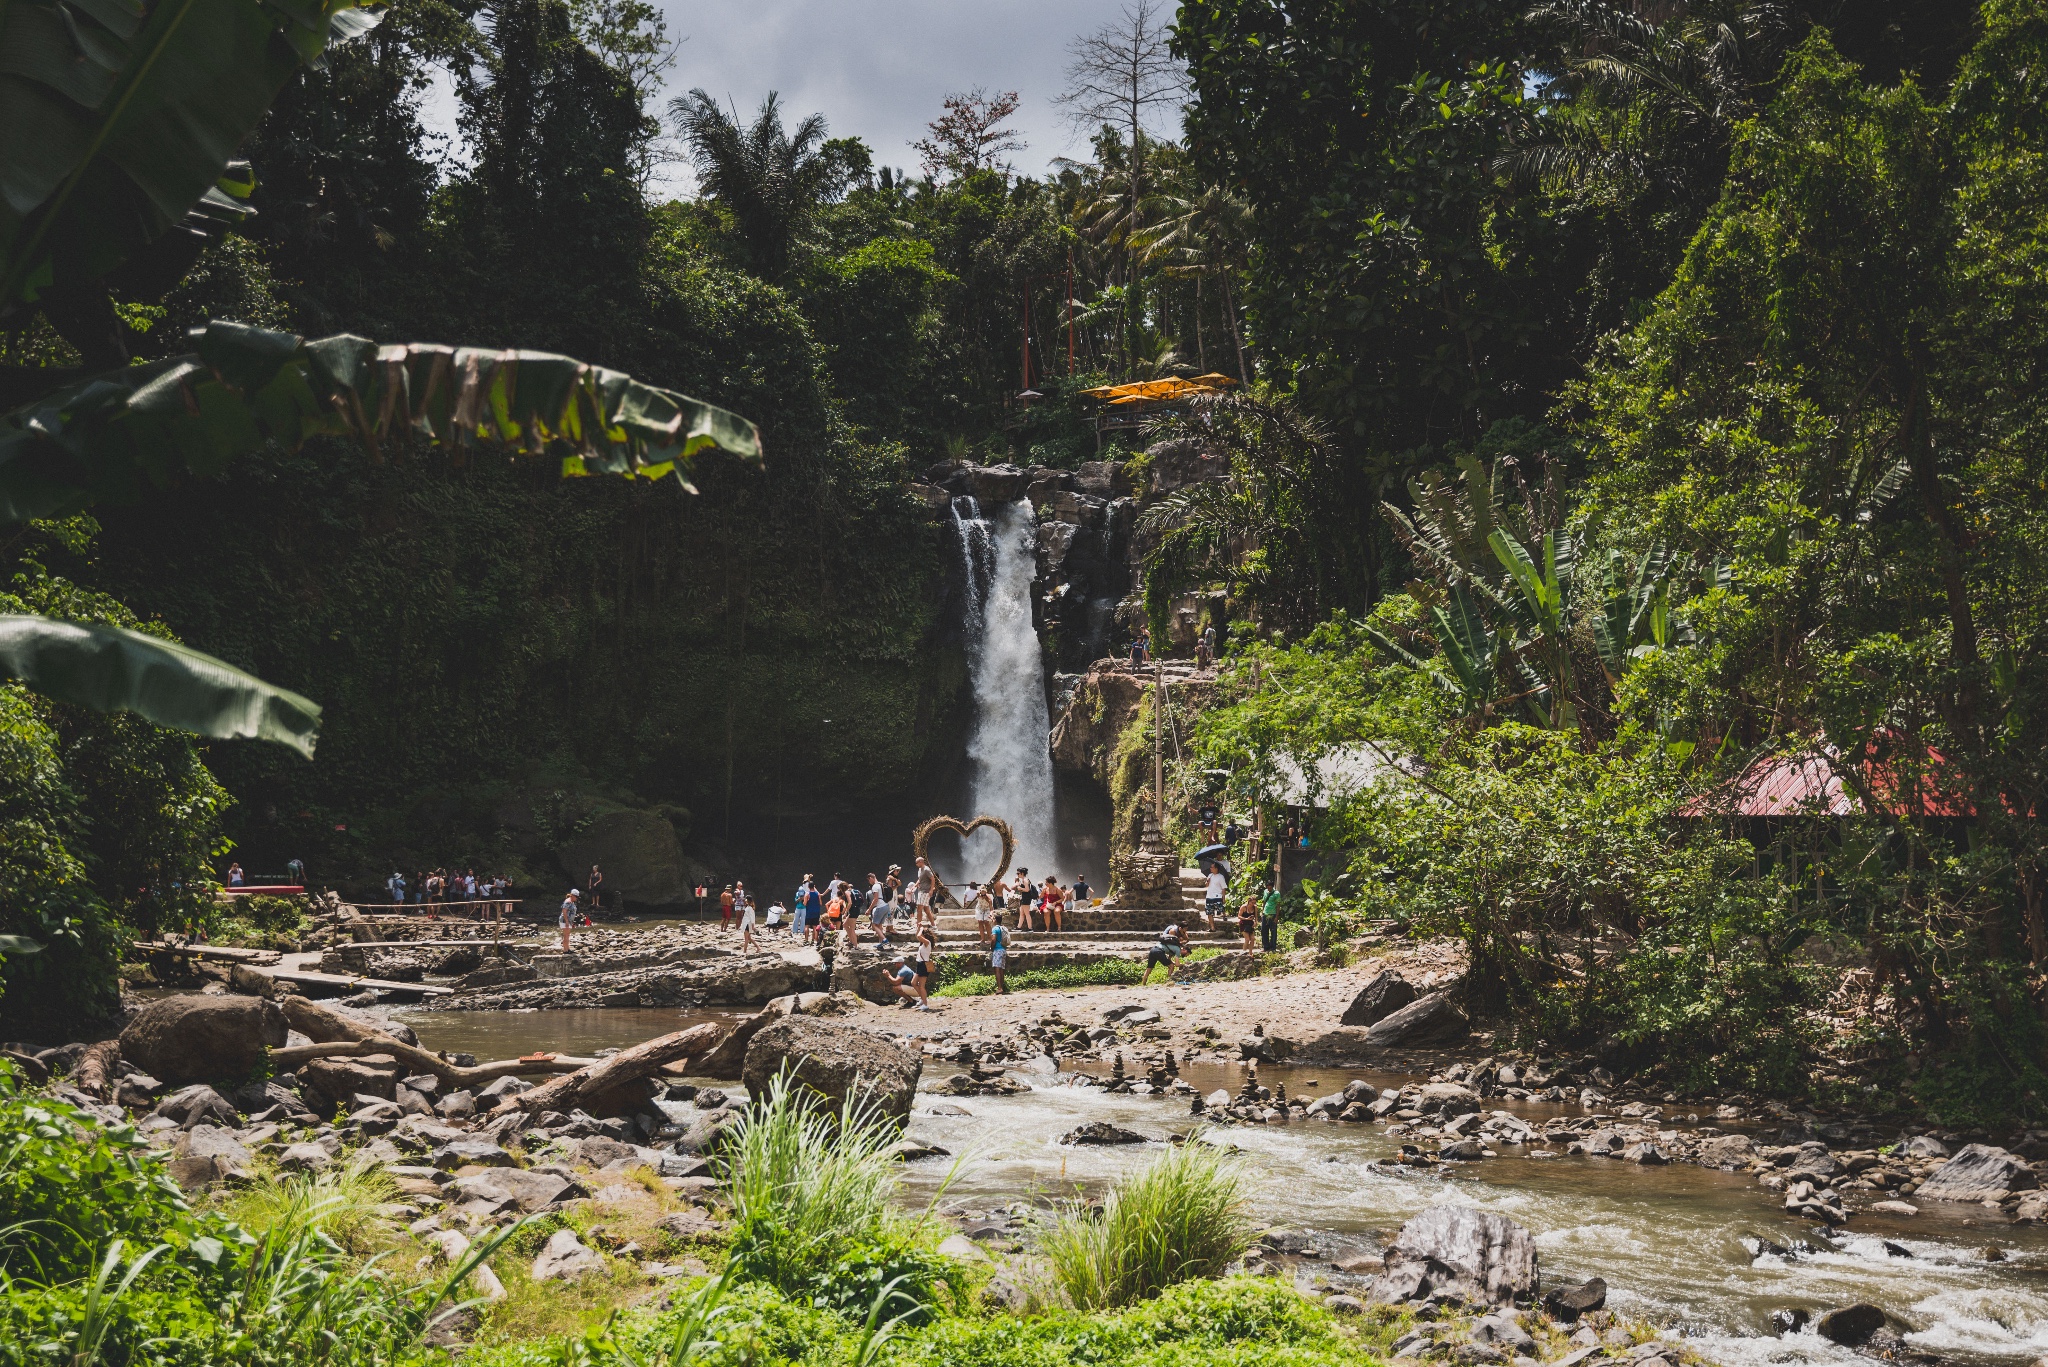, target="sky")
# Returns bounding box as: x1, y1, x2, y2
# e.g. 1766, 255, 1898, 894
422, 0, 1146, 197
